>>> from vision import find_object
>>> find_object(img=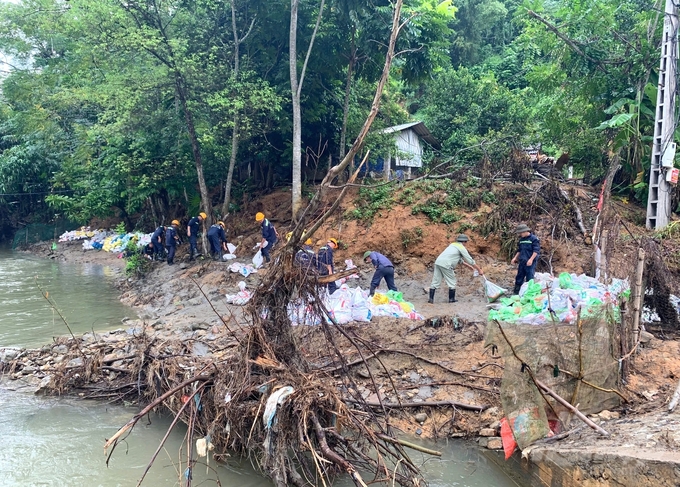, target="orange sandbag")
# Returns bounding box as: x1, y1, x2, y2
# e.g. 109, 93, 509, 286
500, 417, 518, 460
